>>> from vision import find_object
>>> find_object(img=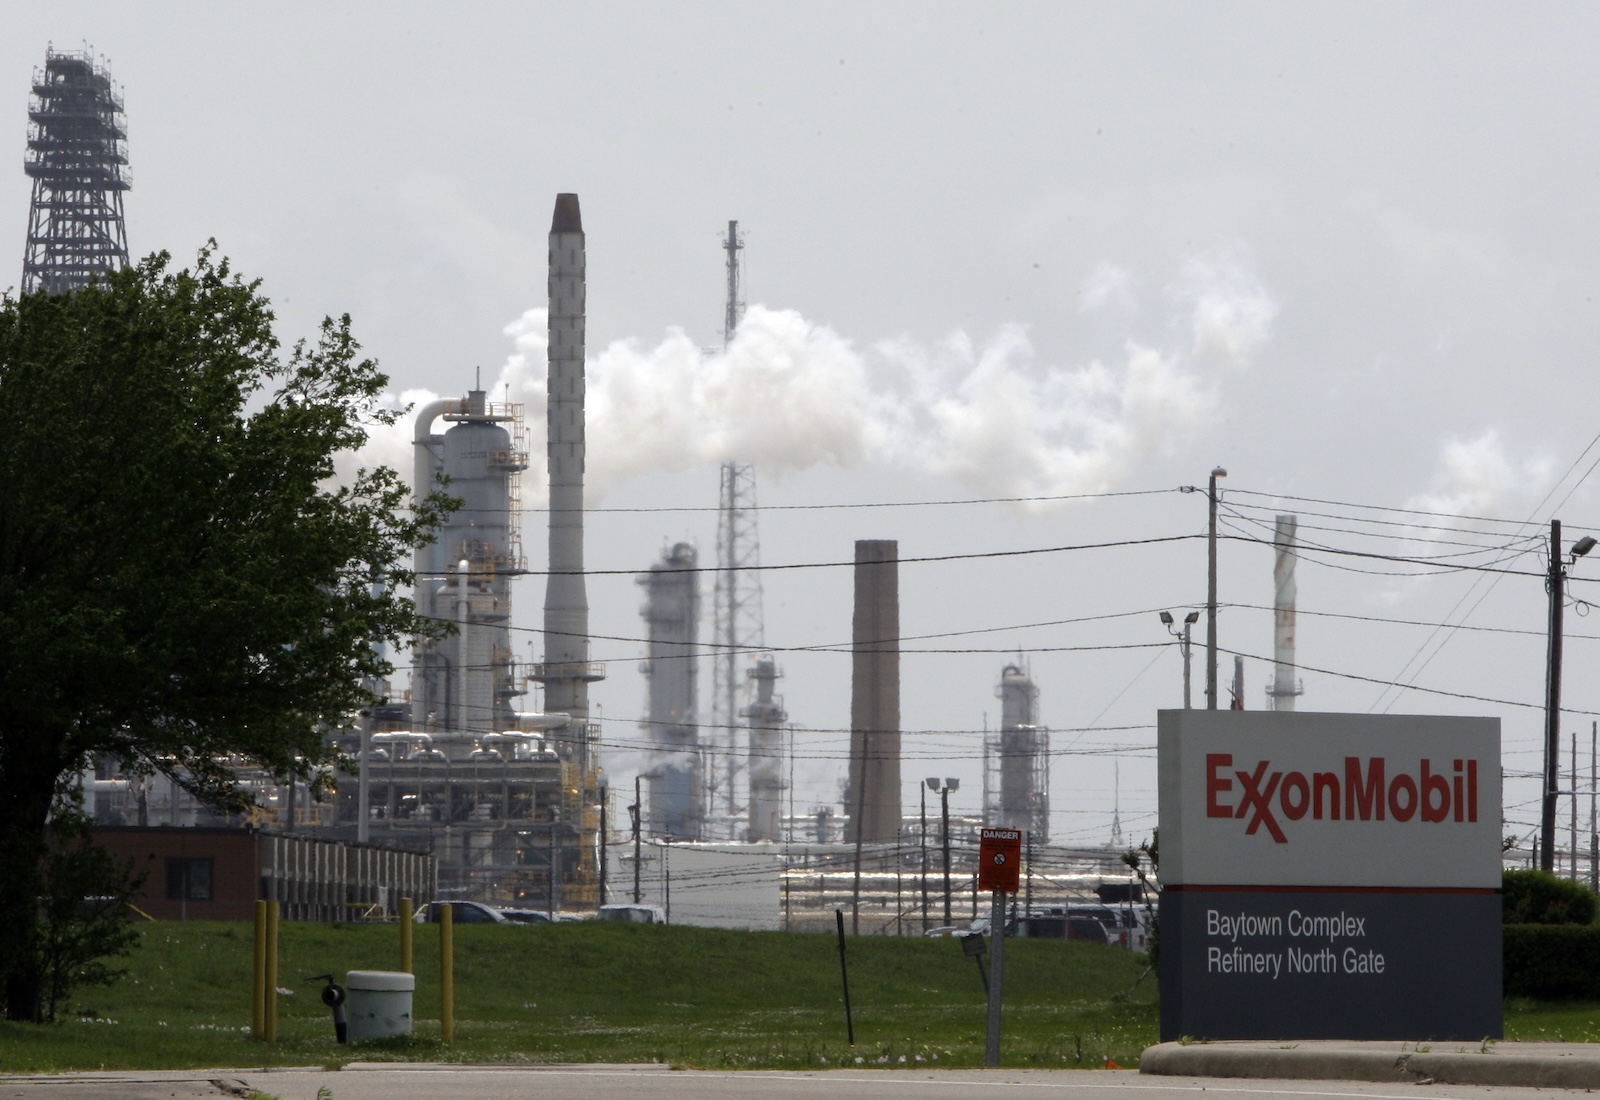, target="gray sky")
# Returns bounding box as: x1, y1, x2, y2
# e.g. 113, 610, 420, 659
10, 3, 1600, 853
